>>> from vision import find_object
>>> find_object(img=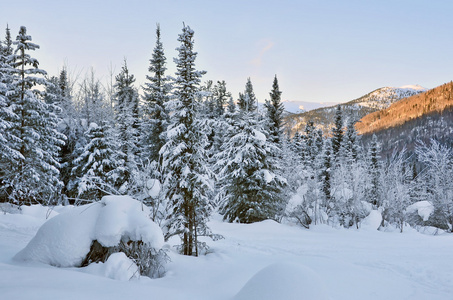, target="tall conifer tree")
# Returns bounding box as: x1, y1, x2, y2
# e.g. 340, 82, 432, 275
142, 24, 171, 164
113, 60, 140, 193
264, 75, 284, 144
1, 26, 65, 204
161, 24, 213, 256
